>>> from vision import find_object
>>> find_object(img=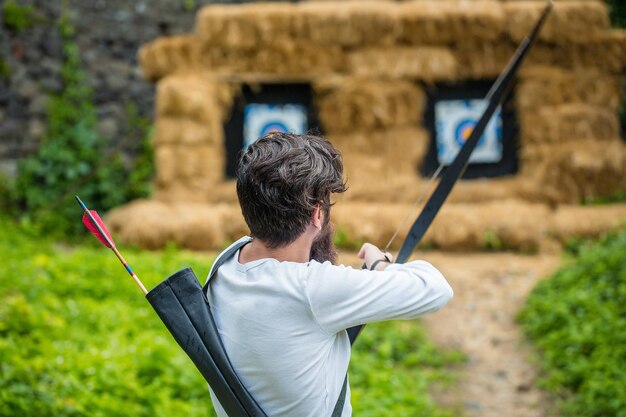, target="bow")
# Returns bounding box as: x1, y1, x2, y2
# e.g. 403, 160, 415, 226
349, 0, 553, 343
